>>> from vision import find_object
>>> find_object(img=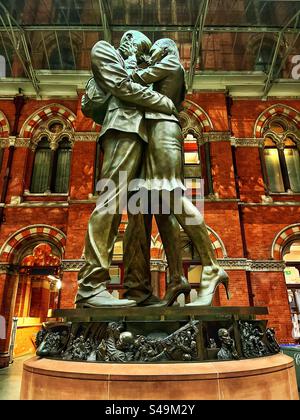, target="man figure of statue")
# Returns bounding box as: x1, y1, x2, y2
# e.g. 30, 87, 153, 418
76, 31, 178, 308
